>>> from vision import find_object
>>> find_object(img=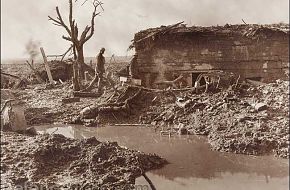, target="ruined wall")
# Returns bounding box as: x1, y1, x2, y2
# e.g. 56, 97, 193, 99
134, 28, 289, 87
